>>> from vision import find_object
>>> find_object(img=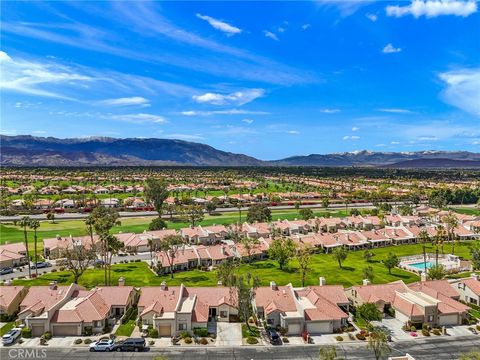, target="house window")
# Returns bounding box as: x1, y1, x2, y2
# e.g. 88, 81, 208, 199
267, 318, 273, 325
427, 315, 434, 322
94, 320, 102, 327
178, 323, 187, 331
220, 311, 228, 318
